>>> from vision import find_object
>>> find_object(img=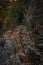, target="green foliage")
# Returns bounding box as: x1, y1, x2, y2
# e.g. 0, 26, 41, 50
6, 1, 23, 29
0, 10, 6, 19
0, 9, 6, 30
0, 0, 23, 31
